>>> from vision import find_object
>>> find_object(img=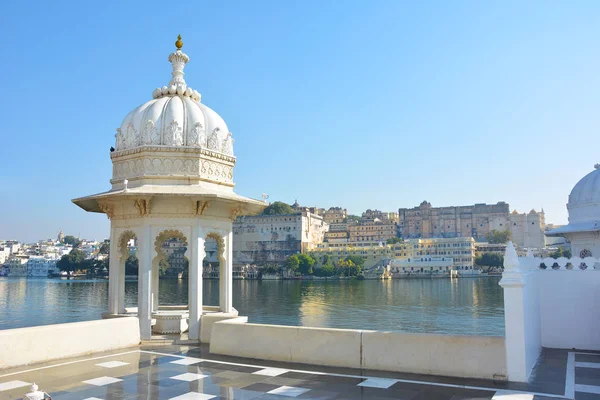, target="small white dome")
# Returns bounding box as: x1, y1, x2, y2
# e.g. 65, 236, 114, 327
114, 49, 234, 156
567, 165, 600, 223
